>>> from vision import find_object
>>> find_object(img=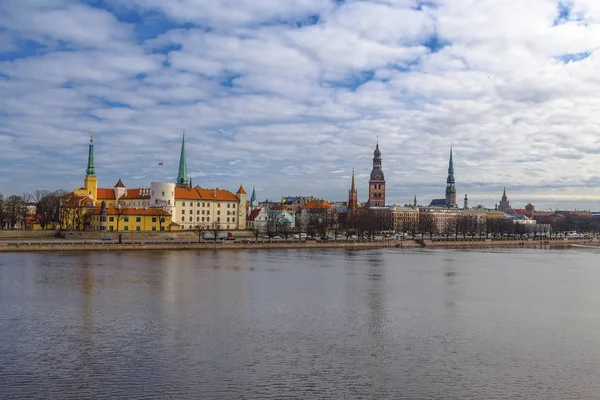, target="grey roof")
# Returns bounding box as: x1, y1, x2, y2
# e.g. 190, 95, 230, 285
428, 199, 447, 207
370, 167, 385, 181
